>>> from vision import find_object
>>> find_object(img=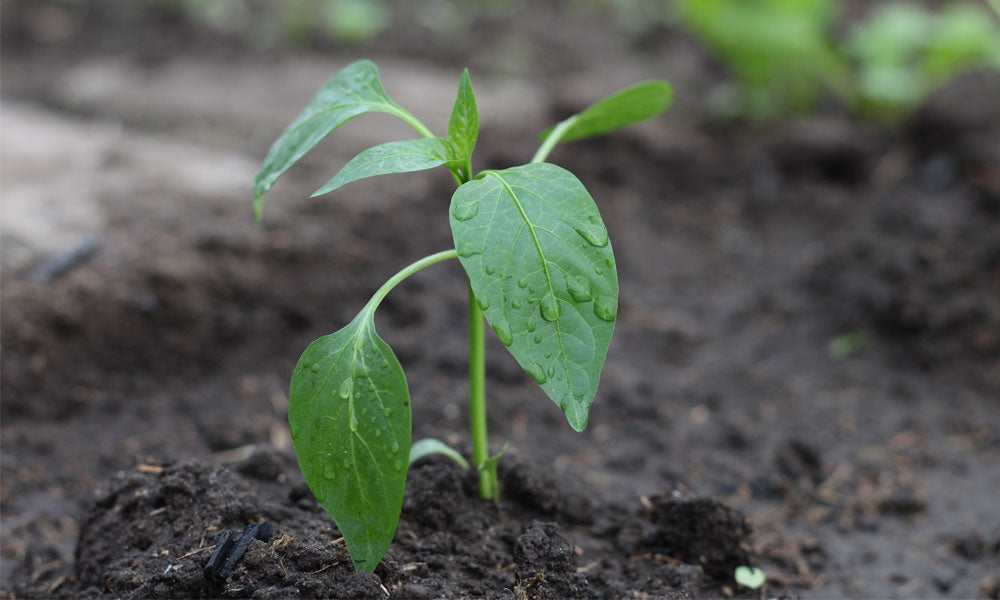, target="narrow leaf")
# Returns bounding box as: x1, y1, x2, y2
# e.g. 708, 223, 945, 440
312, 138, 455, 196
447, 69, 479, 159
541, 80, 673, 144
288, 309, 411, 572
254, 60, 407, 216
409, 438, 470, 469
449, 163, 618, 431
